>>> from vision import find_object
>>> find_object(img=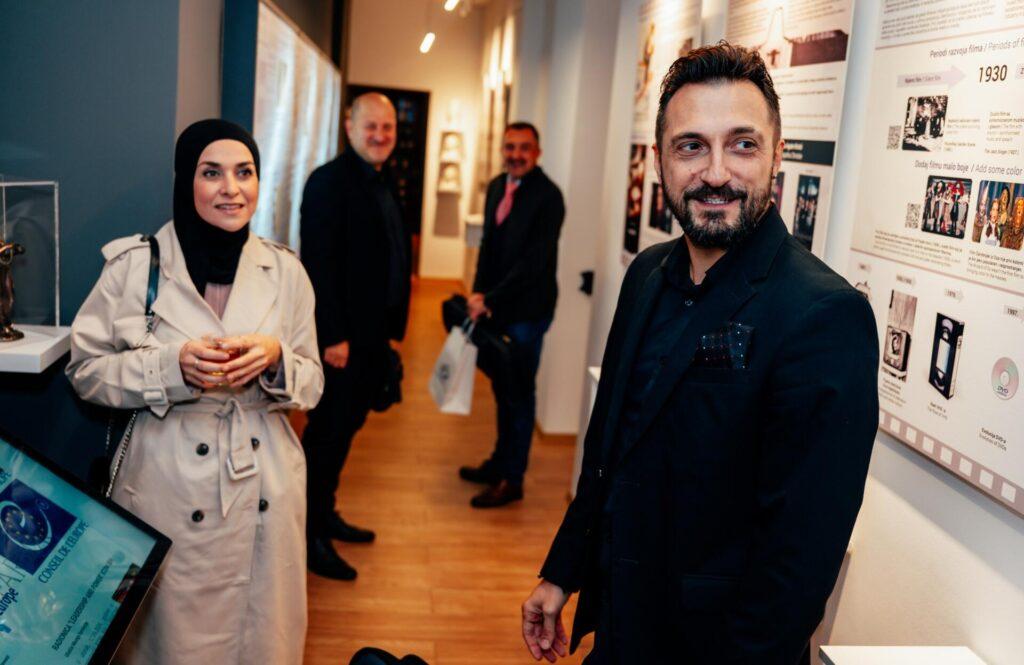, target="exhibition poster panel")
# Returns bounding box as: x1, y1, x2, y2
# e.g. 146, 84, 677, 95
848, 0, 1024, 517
725, 0, 855, 257
622, 0, 703, 264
